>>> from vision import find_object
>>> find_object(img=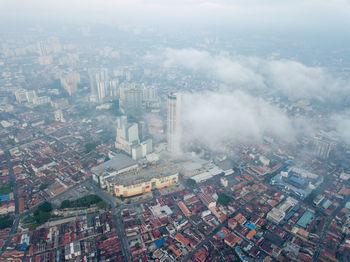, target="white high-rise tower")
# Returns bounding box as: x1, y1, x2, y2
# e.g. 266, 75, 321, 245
167, 93, 182, 153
